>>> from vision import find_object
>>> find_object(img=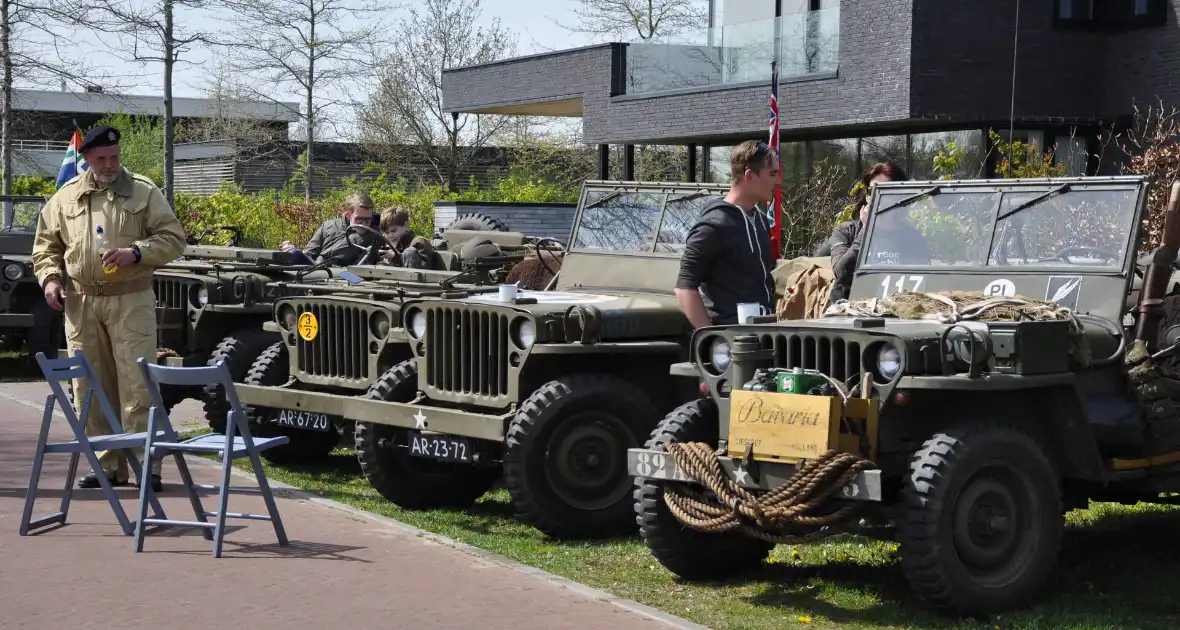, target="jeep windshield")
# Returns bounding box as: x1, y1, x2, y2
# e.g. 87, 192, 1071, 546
0, 196, 46, 232
571, 186, 726, 254
862, 180, 1141, 271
